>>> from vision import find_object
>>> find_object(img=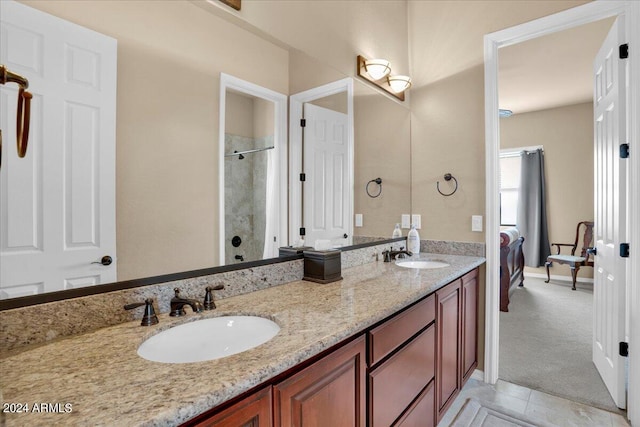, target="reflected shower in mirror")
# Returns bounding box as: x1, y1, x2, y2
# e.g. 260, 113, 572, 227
219, 74, 287, 266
